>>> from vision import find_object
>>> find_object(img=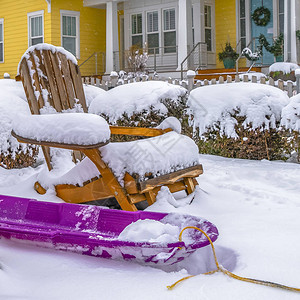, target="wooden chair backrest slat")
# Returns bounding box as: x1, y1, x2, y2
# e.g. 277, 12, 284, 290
68, 61, 87, 112
19, 57, 40, 114
58, 52, 76, 109
27, 52, 45, 110
48, 50, 70, 110
40, 49, 62, 111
